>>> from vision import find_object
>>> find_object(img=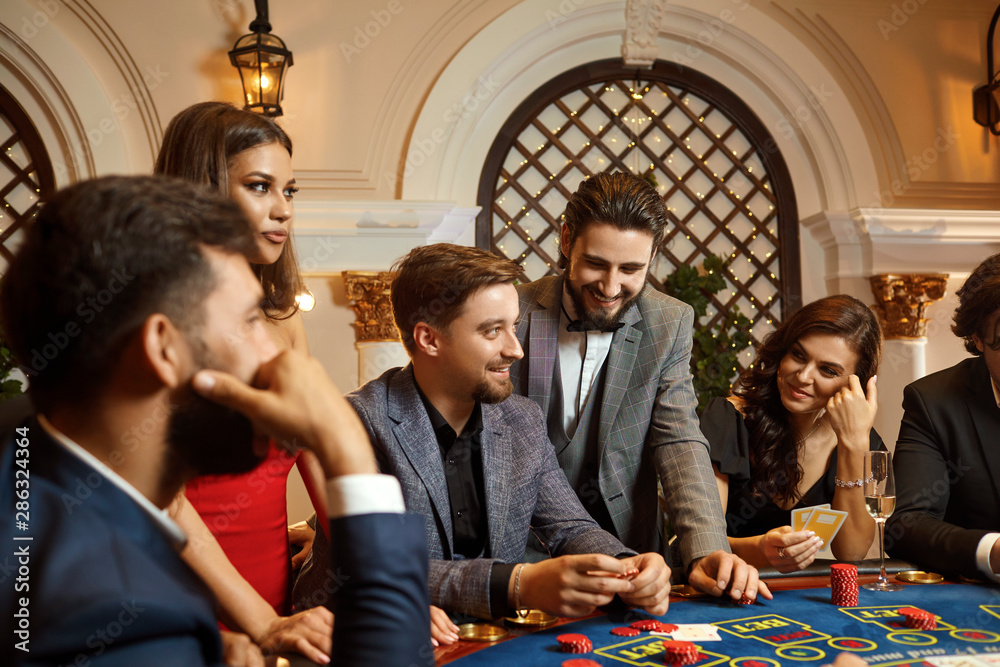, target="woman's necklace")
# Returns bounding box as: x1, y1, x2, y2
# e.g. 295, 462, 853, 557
795, 415, 825, 444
